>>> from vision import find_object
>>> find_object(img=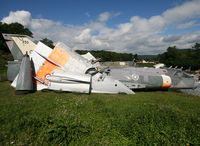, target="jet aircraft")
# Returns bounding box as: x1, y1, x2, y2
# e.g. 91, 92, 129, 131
2, 33, 199, 94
